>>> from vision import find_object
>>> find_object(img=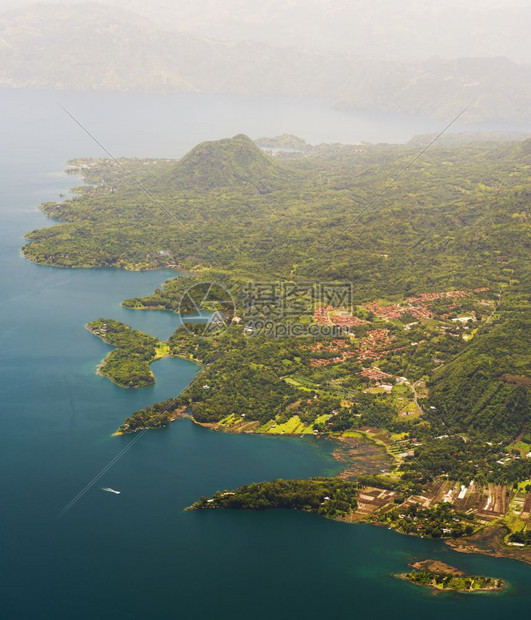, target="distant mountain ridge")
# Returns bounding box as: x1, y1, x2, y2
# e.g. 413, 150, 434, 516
0, 2, 530, 122
8, 0, 529, 63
